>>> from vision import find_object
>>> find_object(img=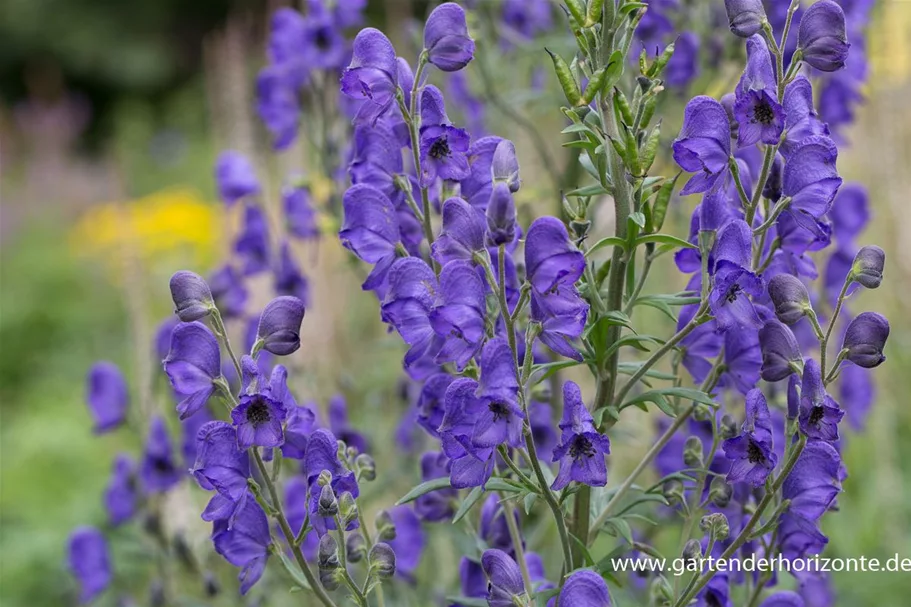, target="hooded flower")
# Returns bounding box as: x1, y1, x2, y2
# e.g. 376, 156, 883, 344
140, 416, 182, 493
798, 0, 850, 72
328, 394, 369, 454
216, 151, 260, 206
283, 184, 320, 239
486, 182, 517, 246
679, 306, 723, 384
551, 381, 611, 491
720, 328, 762, 395
709, 220, 764, 331
482, 549, 526, 607
68, 527, 112, 603
724, 0, 766, 38
208, 265, 247, 319
530, 283, 589, 361
163, 321, 222, 420
431, 197, 486, 266
418, 86, 471, 186
340, 28, 398, 124
778, 440, 842, 559
797, 359, 844, 441
255, 296, 306, 356
759, 319, 803, 382
256, 66, 300, 150
429, 260, 486, 370
783, 136, 842, 223
235, 203, 271, 275
231, 362, 291, 449
424, 3, 475, 72
104, 455, 137, 525
733, 36, 785, 147
828, 183, 868, 243
722, 389, 778, 487
86, 361, 129, 433
474, 337, 525, 448
281, 400, 316, 460
212, 491, 272, 595
381, 257, 441, 377
191, 421, 250, 501
339, 185, 403, 292
438, 378, 494, 488
559, 570, 612, 606
459, 136, 503, 211
303, 428, 360, 533
674, 96, 732, 195
525, 217, 585, 294
169, 270, 214, 322
842, 312, 889, 368
780, 76, 830, 157
415, 451, 456, 522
